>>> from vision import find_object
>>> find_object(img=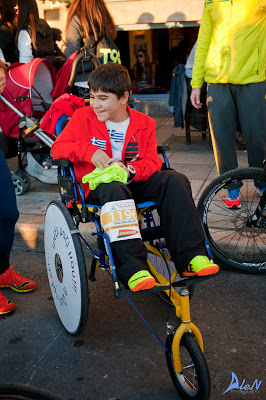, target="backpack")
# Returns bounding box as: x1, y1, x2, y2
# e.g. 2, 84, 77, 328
32, 19, 55, 65
78, 34, 121, 77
